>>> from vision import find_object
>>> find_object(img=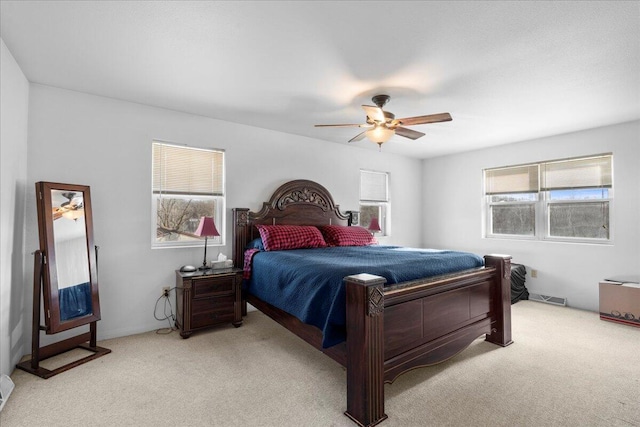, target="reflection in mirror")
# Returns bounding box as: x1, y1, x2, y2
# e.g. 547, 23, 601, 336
51, 190, 92, 321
